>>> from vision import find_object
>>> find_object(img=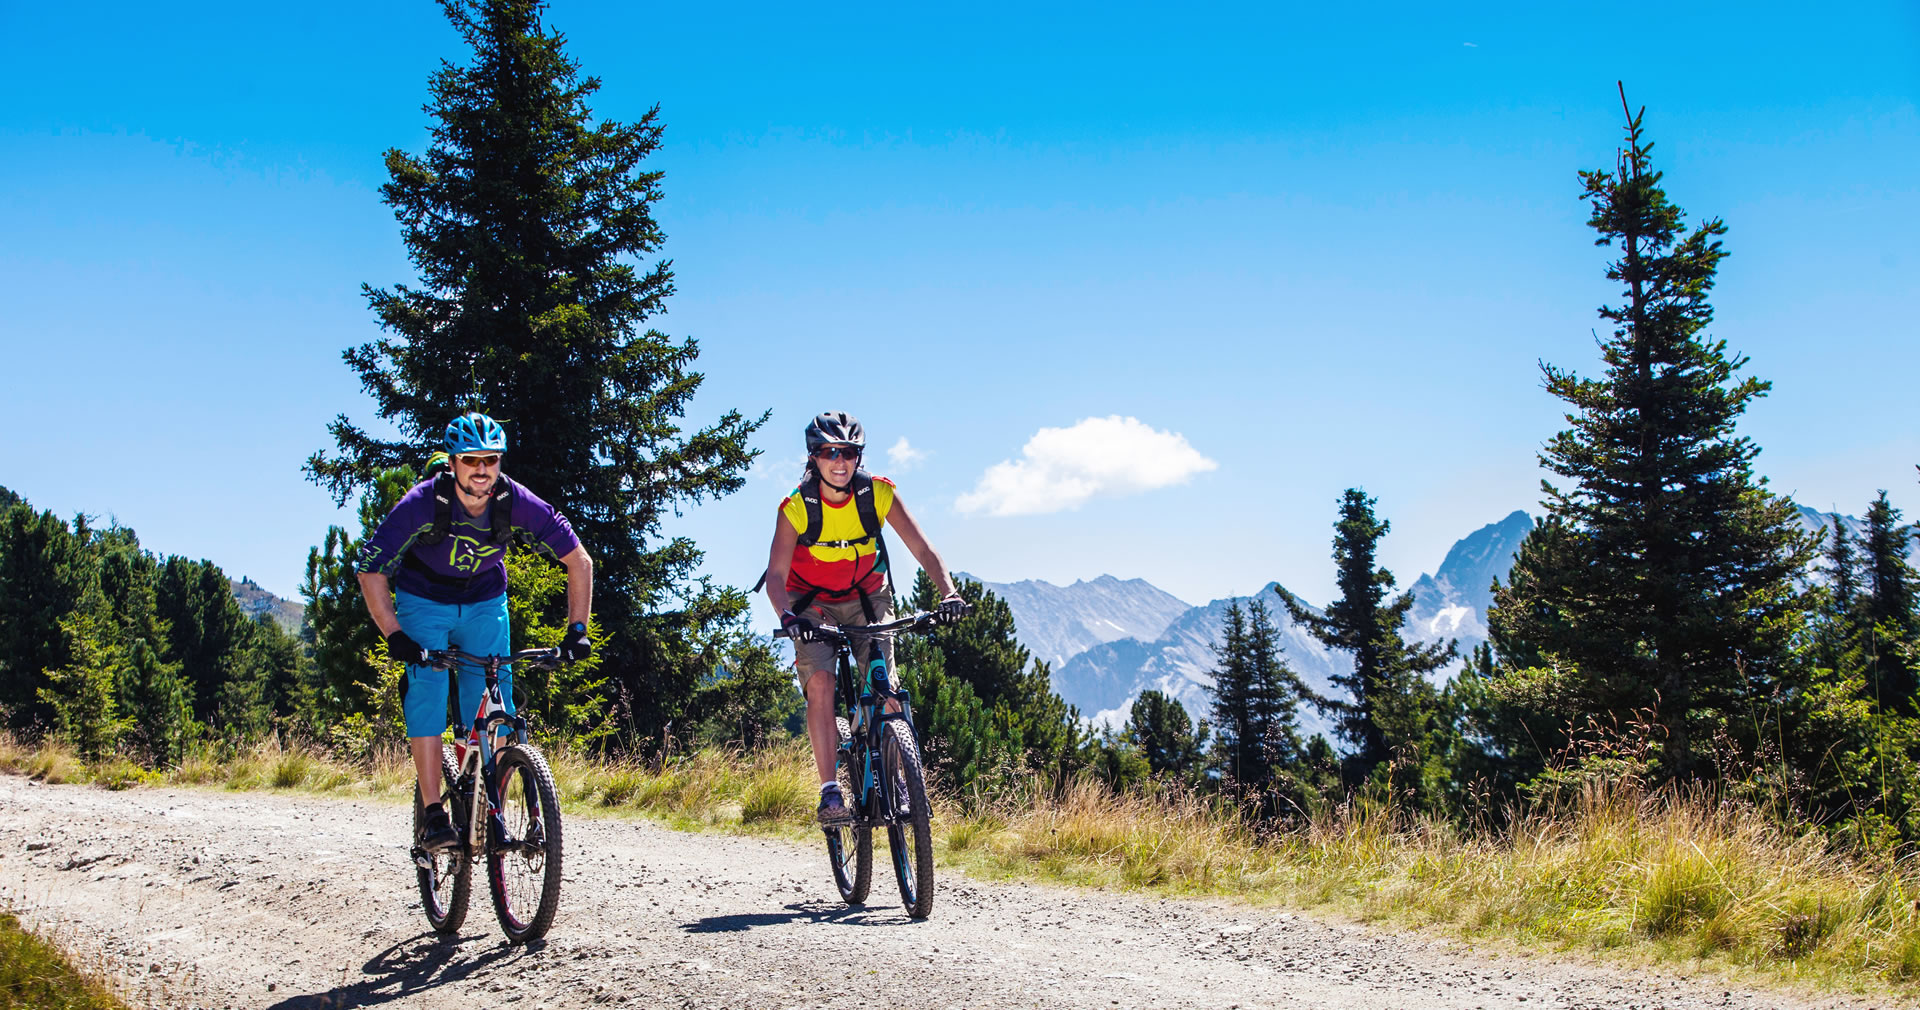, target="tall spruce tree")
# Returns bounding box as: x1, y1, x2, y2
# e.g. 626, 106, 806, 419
1858, 492, 1919, 712
1486, 93, 1811, 780
303, 0, 763, 745
1278, 489, 1454, 796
